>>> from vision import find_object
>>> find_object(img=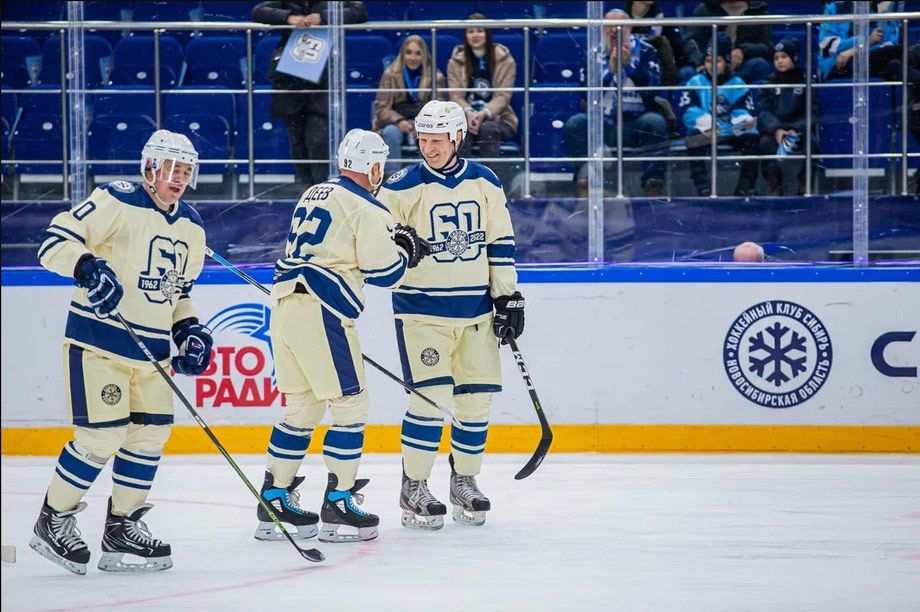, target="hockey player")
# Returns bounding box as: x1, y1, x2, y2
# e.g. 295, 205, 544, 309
377, 100, 525, 529
31, 130, 210, 575
257, 129, 430, 543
